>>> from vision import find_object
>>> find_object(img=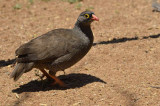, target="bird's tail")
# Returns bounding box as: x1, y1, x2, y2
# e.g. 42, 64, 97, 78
10, 62, 34, 81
